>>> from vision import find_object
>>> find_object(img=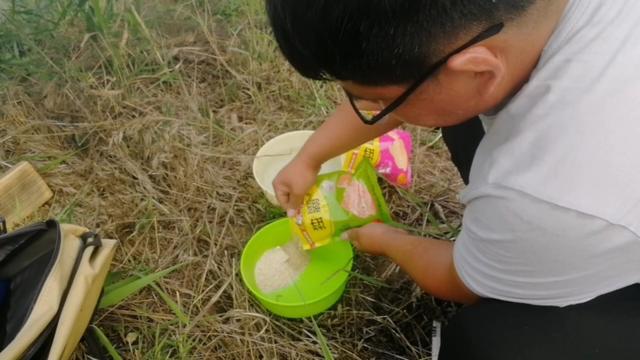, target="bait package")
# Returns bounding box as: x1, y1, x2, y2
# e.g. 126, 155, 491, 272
291, 161, 392, 250
342, 129, 413, 188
